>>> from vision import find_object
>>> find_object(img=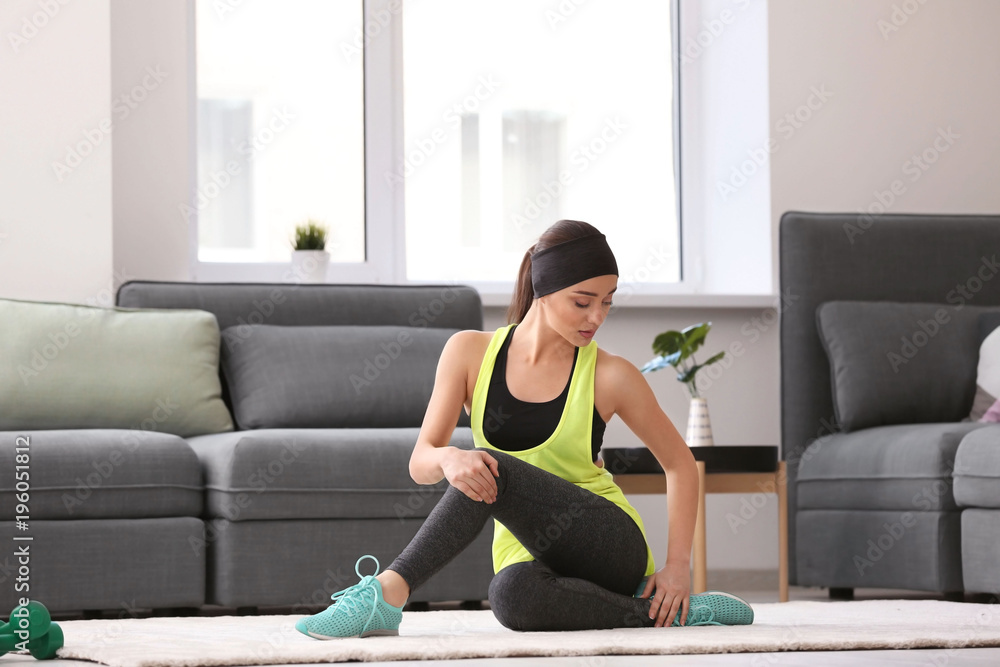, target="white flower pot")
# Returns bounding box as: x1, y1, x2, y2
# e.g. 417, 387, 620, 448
291, 250, 330, 284
685, 397, 715, 447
